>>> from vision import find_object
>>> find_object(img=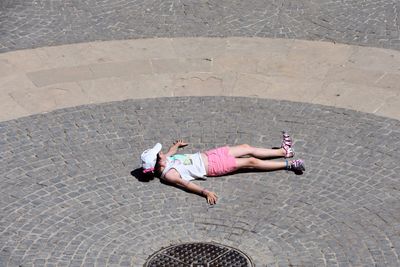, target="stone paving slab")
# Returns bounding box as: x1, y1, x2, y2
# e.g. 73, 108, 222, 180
1, 37, 400, 122
0, 97, 399, 266
1, 0, 400, 52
